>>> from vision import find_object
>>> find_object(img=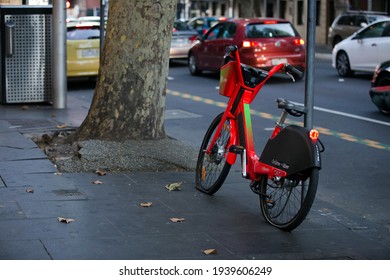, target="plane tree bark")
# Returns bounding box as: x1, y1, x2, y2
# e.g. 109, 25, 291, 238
70, 0, 177, 141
